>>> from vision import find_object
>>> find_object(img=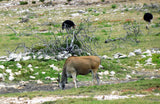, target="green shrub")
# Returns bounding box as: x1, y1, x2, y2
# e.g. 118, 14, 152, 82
67, 0, 72, 2
101, 0, 105, 2
111, 4, 117, 9
0, 0, 3, 2
32, 1, 36, 4
39, 0, 45, 2
19, 1, 28, 5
